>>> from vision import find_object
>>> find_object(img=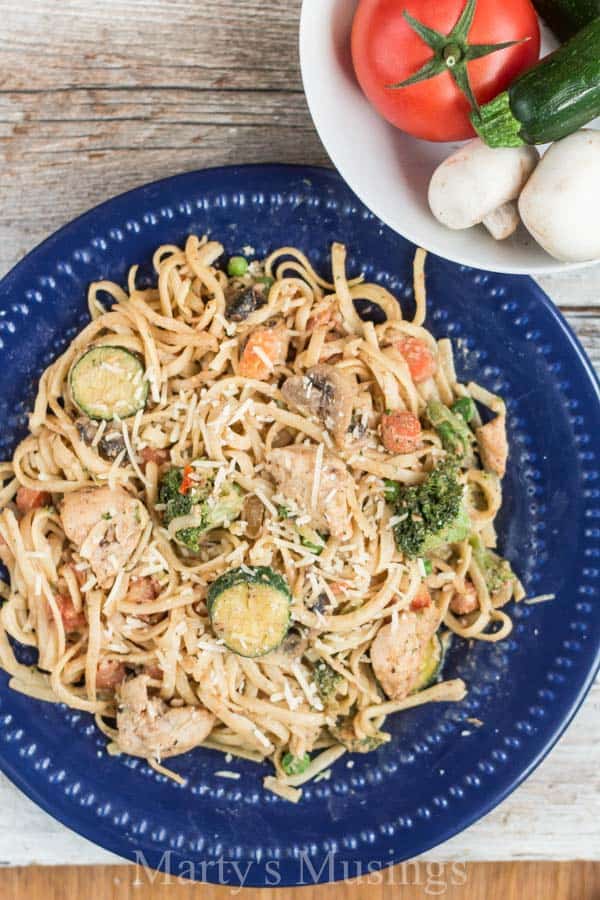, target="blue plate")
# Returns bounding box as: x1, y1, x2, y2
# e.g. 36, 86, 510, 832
0, 166, 598, 886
